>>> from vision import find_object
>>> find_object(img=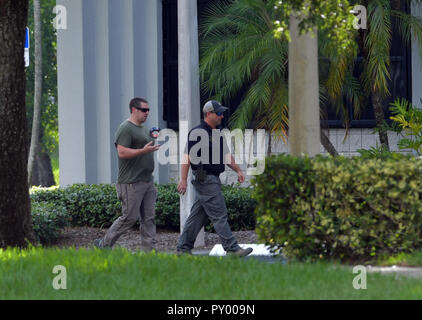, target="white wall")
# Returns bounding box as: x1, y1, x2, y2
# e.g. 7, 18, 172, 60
57, 0, 165, 186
